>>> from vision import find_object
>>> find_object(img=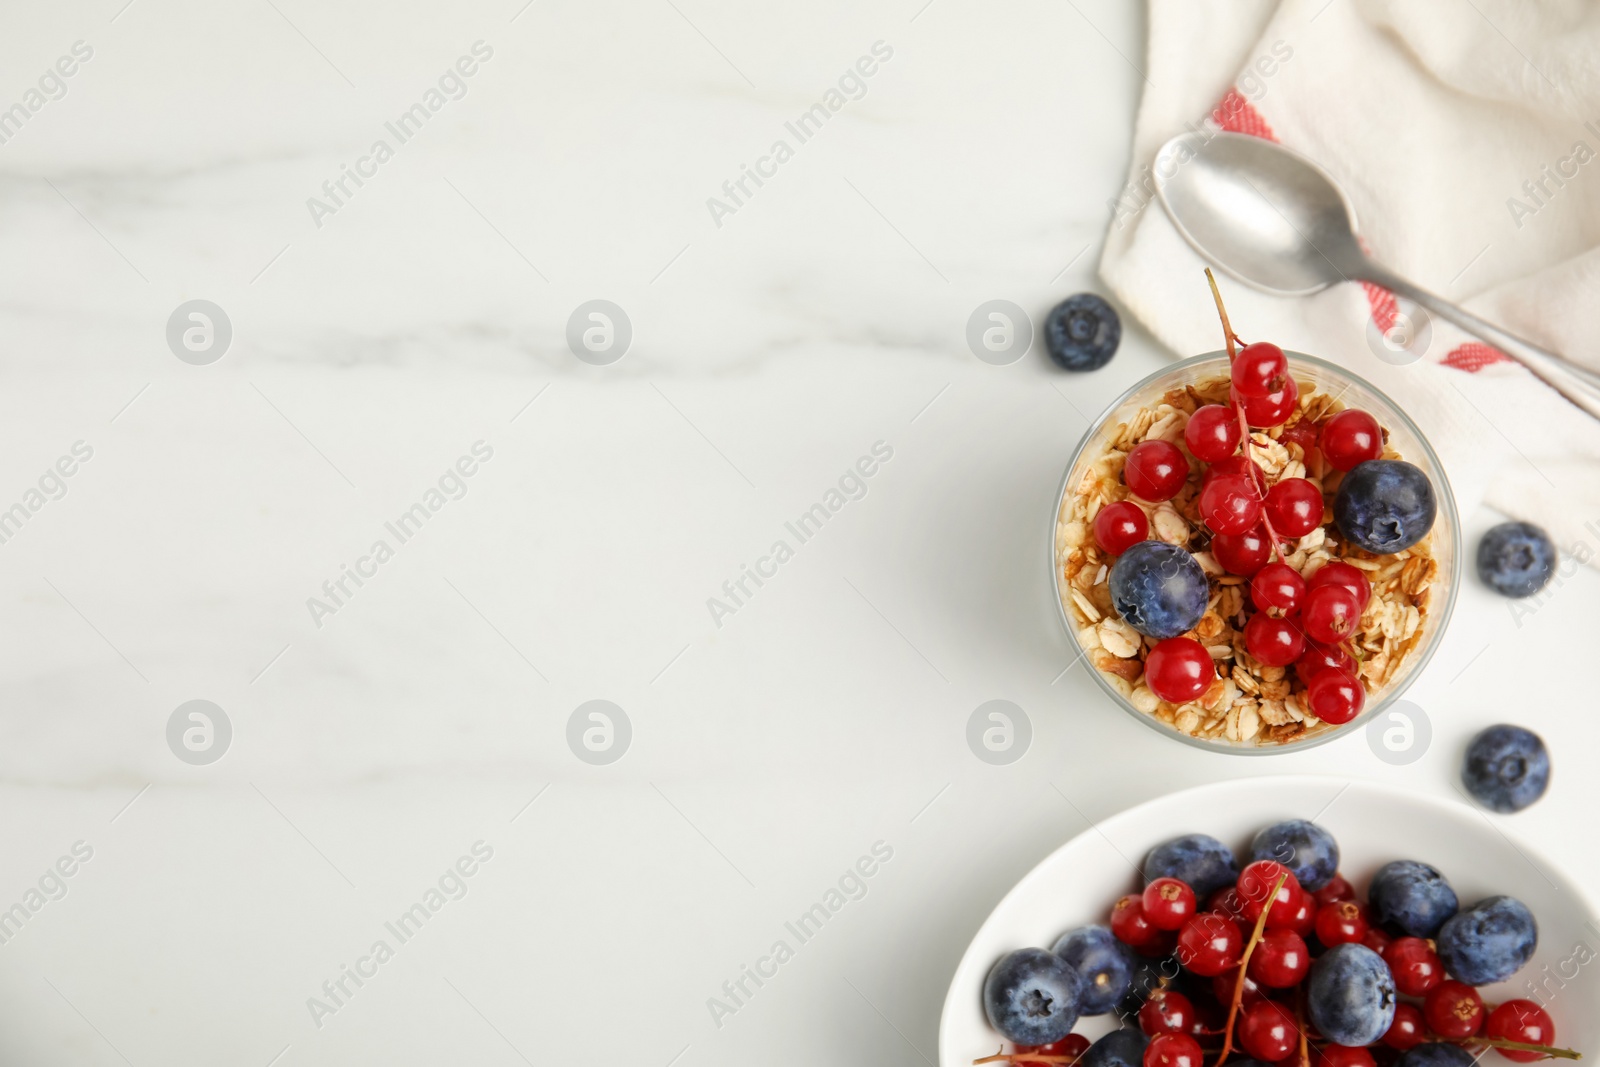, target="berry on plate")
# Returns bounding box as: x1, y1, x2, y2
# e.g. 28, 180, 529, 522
1333, 459, 1437, 554
1461, 724, 1550, 813
1138, 989, 1197, 1036
1248, 819, 1340, 891
1143, 834, 1239, 899
1109, 542, 1209, 640
1045, 293, 1121, 371
1175, 912, 1243, 976
1236, 860, 1302, 925
1315, 899, 1368, 946
1436, 895, 1538, 985
1486, 999, 1556, 1063
1423, 978, 1484, 1037
1238, 998, 1299, 1061
1382, 1002, 1428, 1050
1368, 860, 1459, 938
1307, 942, 1397, 1046
1143, 1032, 1203, 1067
983, 947, 1083, 1044
1051, 924, 1134, 1016
1141, 878, 1197, 932
1247, 928, 1310, 987
1383, 936, 1443, 997
1476, 521, 1557, 598
1397, 1044, 1476, 1067
1081, 1028, 1148, 1067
